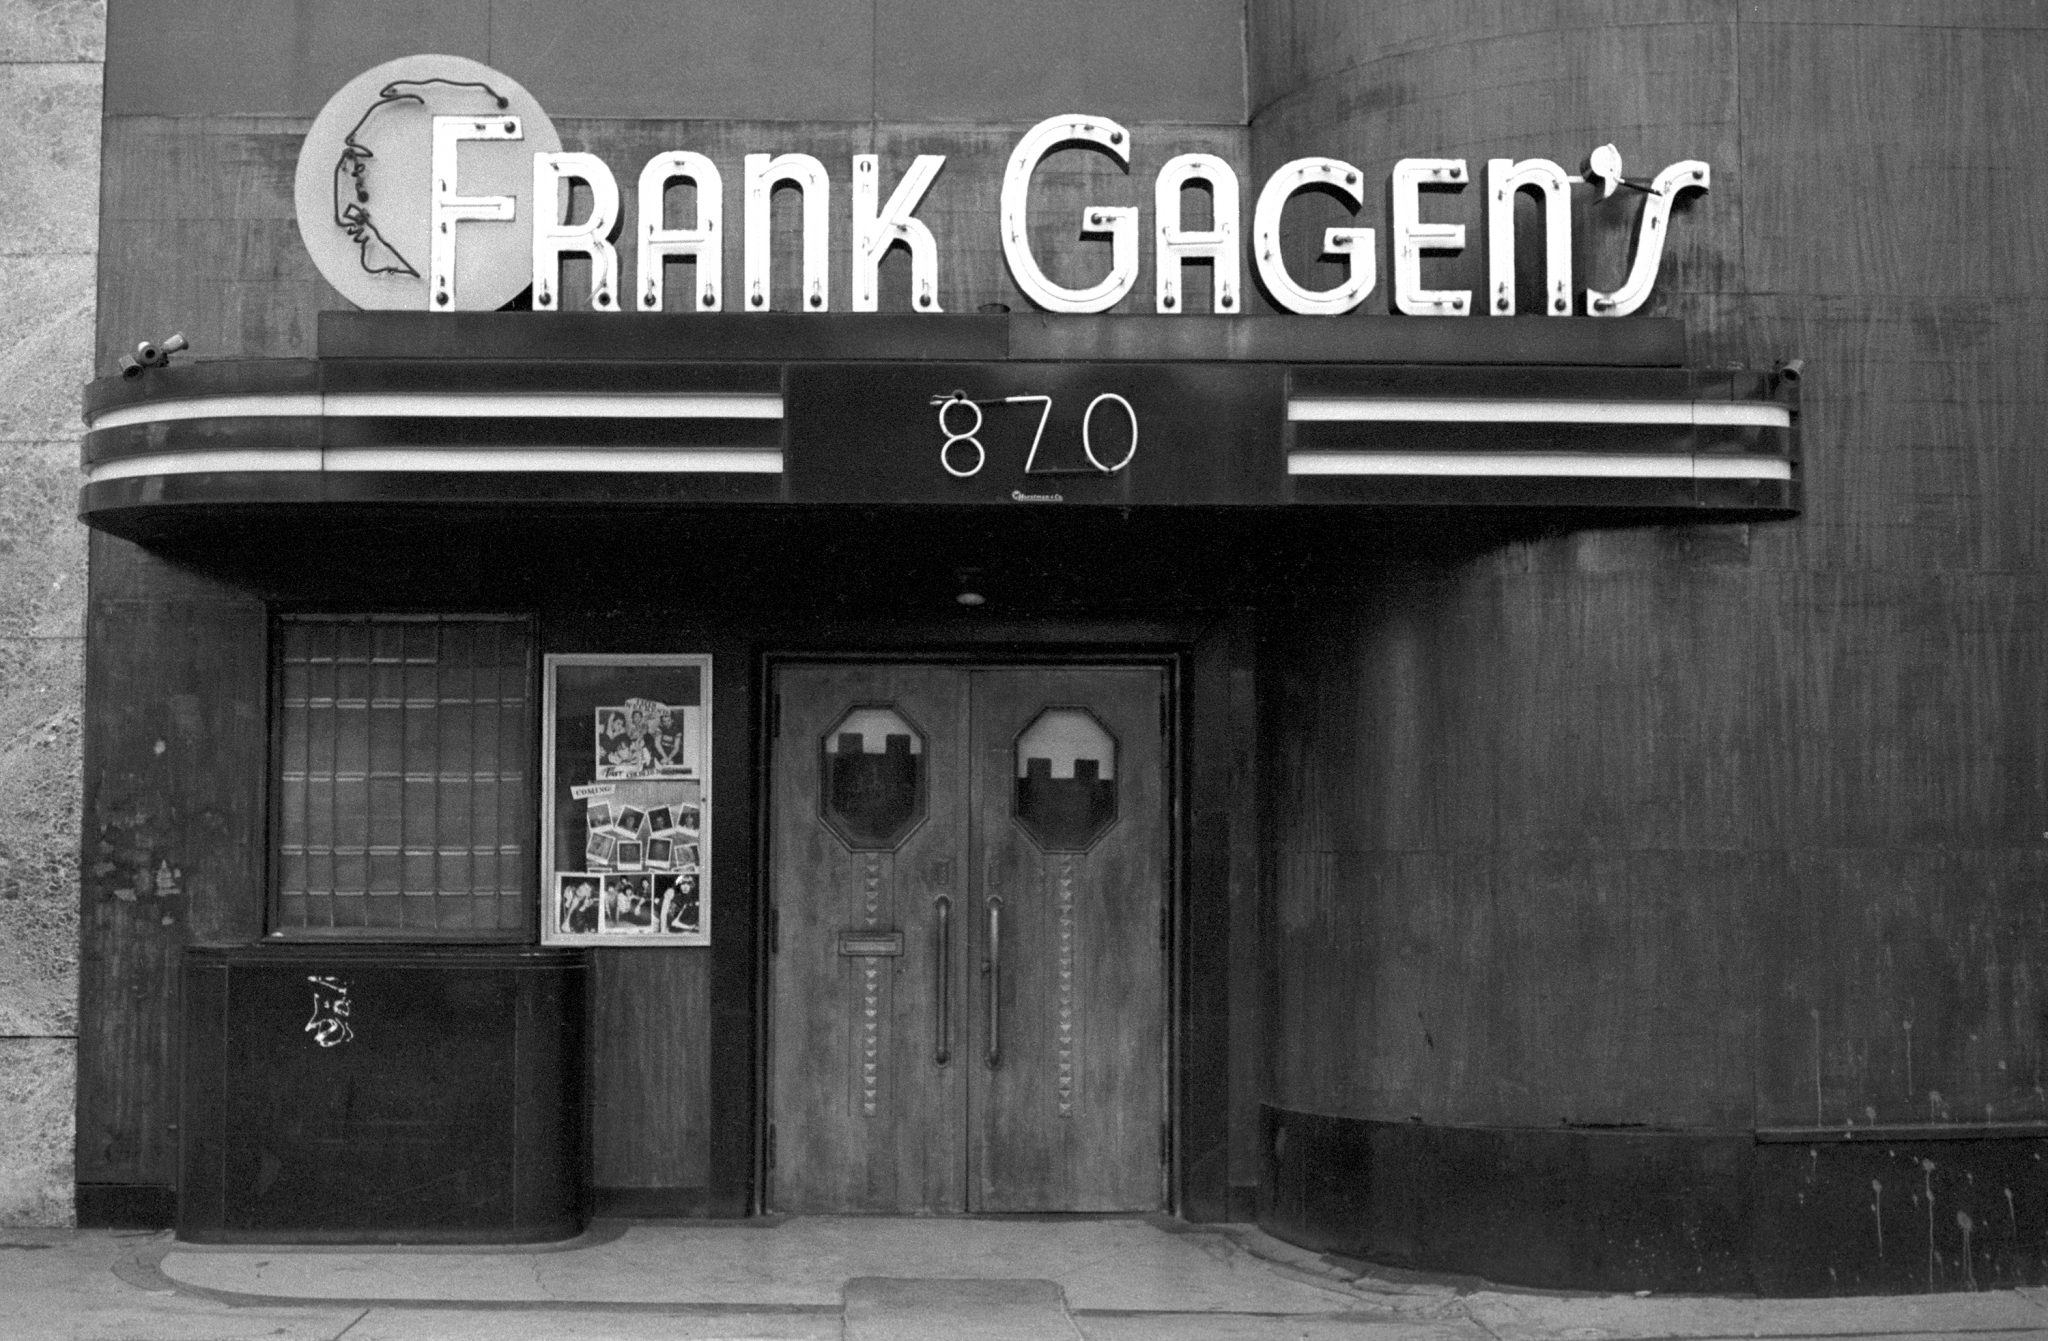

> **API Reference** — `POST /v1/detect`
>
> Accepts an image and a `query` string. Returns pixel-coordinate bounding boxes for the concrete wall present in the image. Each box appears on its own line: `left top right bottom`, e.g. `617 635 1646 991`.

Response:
0 0 102 1227
1250 0 2048 1292
95 0 1249 370
103 0 1245 123
1253 2 1759 1134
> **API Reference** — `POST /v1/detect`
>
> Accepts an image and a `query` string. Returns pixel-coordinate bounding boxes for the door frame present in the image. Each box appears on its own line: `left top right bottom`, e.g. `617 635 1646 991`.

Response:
756 650 1185 1216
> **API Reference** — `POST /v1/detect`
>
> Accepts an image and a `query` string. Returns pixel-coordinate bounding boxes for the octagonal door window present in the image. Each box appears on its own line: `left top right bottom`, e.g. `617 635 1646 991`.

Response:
820 706 926 850
1014 708 1118 851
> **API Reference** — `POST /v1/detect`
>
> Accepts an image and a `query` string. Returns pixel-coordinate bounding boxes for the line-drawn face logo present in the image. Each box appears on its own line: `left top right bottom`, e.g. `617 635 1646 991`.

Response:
334 77 509 280
295 54 561 311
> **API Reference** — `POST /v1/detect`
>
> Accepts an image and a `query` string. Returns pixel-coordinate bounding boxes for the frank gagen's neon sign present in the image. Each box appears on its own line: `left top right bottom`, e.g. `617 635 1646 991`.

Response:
297 56 1708 319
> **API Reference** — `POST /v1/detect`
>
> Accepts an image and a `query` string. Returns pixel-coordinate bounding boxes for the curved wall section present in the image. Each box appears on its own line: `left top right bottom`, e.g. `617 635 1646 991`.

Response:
1250 2 2048 1294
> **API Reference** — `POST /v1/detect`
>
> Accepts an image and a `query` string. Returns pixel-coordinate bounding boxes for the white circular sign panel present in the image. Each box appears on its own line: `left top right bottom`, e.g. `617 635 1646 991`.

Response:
294 54 561 312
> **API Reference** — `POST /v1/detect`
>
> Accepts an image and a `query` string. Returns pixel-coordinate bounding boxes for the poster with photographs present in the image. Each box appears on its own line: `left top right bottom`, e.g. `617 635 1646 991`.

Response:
542 654 710 946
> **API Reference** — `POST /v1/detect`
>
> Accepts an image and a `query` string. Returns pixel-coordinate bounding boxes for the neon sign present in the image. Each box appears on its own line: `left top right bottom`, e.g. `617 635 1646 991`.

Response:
297 56 1708 320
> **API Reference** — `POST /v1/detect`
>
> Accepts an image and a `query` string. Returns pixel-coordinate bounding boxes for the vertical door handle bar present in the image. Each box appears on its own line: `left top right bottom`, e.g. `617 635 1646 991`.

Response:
984 895 1004 1068
933 895 951 1066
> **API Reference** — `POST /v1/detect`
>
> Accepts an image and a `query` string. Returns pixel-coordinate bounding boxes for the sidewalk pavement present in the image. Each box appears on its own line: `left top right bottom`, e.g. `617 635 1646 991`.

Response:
1 1216 2045 1341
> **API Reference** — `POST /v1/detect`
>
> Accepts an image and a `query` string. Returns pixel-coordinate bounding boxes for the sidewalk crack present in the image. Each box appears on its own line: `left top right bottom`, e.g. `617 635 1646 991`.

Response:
1456 1296 1507 1341
529 1253 563 1301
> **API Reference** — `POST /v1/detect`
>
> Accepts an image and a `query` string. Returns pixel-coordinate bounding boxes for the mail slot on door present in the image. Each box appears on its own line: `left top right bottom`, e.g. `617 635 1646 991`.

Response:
838 930 905 956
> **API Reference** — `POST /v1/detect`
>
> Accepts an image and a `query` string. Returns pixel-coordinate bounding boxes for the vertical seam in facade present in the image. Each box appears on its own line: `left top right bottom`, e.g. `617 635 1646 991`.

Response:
1239 0 1251 127
1731 0 1757 1142
1732 7 1746 307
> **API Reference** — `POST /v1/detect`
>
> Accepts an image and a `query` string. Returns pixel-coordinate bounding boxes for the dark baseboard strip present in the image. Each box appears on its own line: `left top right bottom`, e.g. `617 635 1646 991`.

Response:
1756 1122 2048 1143
592 1186 715 1219
76 1183 177 1230
1259 1104 2048 1296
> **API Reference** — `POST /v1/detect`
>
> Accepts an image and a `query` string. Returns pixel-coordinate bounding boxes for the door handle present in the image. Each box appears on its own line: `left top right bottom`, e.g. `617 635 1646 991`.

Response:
984 895 1004 1069
933 895 951 1066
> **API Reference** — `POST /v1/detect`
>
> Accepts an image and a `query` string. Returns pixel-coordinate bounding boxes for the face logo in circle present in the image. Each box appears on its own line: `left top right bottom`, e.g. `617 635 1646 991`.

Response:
331 76 504 281
294 54 562 312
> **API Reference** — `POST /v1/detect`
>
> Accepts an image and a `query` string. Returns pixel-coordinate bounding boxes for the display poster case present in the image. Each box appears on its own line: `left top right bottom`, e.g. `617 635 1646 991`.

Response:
541 654 711 945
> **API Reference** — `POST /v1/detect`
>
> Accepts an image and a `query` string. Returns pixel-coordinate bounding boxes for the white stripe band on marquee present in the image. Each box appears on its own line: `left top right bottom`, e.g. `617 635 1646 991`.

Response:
1285 395 1793 479
88 448 784 484
1287 398 1792 428
1287 452 1793 480
87 390 786 432
84 389 788 483
90 449 326 482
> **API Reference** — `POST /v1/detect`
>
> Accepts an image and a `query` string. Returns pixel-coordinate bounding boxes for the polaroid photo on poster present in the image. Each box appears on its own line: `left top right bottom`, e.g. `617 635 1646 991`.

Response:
646 703 695 775
603 873 657 932
543 654 712 946
556 873 600 936
654 871 700 936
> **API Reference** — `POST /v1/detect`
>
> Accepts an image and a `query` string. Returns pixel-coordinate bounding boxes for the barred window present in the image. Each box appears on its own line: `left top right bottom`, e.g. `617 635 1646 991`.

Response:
273 615 533 938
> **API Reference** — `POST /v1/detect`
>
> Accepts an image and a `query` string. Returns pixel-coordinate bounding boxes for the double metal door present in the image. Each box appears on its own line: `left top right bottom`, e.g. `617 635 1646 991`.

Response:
767 663 1167 1213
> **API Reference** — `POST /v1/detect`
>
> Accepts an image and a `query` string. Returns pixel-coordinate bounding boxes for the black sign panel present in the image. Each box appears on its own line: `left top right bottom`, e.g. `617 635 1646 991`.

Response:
785 362 1287 506
179 946 584 1242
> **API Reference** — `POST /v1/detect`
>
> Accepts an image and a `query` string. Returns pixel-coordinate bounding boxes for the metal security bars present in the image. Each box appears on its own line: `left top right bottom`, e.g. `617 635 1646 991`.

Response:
273 614 533 938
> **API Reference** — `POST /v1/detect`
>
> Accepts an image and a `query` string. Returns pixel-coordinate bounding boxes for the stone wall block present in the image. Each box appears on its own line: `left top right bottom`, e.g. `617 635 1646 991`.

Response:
0 0 104 63
0 441 86 640
0 255 95 442
0 1038 75 1225
0 635 82 1038
0 62 101 256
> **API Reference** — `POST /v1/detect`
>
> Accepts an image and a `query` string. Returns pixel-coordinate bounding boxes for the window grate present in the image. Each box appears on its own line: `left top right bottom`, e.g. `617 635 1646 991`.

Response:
273 615 533 938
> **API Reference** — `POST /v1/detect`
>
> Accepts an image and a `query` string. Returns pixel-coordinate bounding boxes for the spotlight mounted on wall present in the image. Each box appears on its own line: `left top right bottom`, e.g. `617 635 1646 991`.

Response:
120 331 188 378
1776 357 1804 384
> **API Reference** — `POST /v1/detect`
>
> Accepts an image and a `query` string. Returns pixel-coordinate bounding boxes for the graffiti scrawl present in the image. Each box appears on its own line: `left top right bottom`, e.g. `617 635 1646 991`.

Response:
304 975 354 1047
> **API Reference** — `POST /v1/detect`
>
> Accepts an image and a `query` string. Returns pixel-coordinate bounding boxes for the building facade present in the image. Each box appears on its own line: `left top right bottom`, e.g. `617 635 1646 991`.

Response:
49 0 2048 1296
